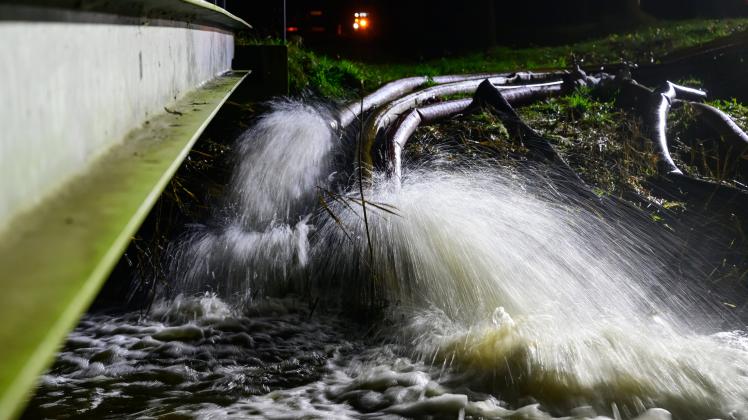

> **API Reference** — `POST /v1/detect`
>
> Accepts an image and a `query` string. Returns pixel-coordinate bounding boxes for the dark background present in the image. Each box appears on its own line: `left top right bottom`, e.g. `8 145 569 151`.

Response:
222 0 748 57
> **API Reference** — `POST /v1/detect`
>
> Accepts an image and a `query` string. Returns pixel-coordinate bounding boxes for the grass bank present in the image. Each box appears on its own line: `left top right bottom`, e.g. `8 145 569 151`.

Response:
266 18 748 98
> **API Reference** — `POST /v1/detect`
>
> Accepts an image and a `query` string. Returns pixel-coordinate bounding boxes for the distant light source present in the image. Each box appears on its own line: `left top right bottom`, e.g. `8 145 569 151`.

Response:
287 26 299 32
353 11 370 32
310 10 323 16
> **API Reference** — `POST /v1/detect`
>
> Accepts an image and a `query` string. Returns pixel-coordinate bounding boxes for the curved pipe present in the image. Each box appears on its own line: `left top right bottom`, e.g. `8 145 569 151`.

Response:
371 73 563 134
651 82 707 175
363 79 565 170
669 82 708 102
652 82 683 174
388 98 474 182
387 81 565 183
689 101 748 148
672 100 748 178
347 75 562 175
337 73 509 127
338 71 567 128
618 80 706 176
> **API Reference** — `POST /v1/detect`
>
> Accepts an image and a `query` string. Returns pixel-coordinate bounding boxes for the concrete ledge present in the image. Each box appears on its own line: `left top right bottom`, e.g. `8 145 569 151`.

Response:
0 71 248 420
0 0 251 31
0 4 243 233
0 3 251 416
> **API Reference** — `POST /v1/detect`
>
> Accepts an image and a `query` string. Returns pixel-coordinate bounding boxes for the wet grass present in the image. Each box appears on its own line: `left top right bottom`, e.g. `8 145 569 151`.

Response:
407 111 524 167
286 44 368 98
709 98 748 131
519 88 665 203
519 84 748 196
667 95 748 187
243 18 748 98
365 19 748 85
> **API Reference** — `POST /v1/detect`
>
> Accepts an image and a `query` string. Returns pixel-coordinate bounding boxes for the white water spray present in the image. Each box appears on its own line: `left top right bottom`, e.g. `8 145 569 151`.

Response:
167 100 748 418
230 100 337 227
171 100 337 299
313 165 748 417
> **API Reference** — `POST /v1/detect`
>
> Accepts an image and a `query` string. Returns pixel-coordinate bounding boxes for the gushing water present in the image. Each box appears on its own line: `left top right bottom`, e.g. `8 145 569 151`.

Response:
315 165 748 417
170 100 336 300
176 100 748 417
230 101 337 227
29 100 748 419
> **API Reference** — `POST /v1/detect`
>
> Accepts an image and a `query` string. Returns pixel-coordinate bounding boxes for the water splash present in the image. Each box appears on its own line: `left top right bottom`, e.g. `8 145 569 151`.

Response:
157 100 748 417
316 167 706 324
170 100 337 300
310 164 748 417
229 100 337 227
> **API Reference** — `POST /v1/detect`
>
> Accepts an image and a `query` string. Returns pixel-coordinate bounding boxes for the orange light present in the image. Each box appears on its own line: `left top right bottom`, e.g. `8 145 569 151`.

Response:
353 12 370 32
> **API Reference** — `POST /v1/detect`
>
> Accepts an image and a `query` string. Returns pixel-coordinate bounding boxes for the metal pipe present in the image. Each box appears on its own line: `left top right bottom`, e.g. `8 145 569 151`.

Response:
387 80 565 184
372 78 563 137
652 82 683 174
388 99 474 182
619 80 707 176
338 71 566 127
650 82 707 175
677 100 748 178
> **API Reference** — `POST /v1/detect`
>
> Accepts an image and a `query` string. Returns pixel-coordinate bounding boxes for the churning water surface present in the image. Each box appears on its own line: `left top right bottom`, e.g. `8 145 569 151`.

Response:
25 100 748 419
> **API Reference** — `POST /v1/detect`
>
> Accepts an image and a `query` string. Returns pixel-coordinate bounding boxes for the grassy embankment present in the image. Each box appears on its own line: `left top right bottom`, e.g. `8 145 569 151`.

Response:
277 18 748 98
269 18 748 199
110 18 748 309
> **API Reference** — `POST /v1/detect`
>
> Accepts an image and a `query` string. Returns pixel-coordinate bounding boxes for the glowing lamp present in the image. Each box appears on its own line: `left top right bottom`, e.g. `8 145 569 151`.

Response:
352 12 370 32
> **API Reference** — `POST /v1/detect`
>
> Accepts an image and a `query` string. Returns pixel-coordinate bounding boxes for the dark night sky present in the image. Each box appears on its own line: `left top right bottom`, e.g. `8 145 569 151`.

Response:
225 0 748 53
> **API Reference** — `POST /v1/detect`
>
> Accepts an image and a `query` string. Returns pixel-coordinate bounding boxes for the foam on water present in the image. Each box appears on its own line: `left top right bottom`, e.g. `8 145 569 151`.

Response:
171 100 748 417
29 100 748 418
310 165 748 417
29 294 717 419
25 295 364 419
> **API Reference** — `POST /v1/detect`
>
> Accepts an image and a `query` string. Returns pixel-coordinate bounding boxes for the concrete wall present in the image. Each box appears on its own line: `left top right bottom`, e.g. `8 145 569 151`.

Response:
0 12 236 231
